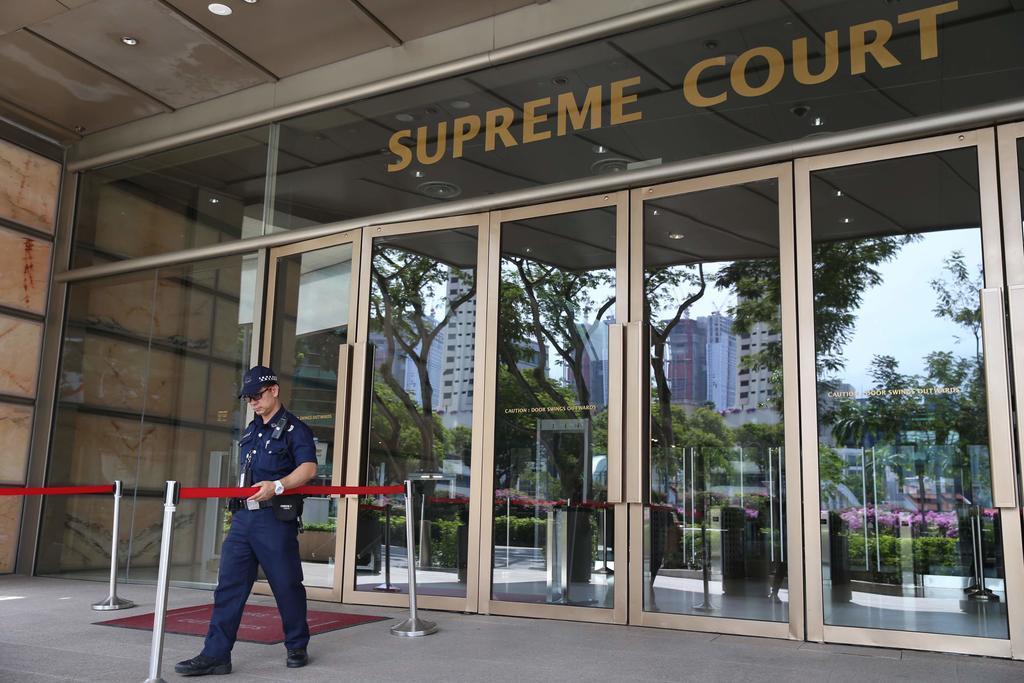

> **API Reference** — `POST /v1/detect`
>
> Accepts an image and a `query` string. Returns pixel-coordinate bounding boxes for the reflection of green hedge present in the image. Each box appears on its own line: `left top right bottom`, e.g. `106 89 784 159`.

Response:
846 534 960 581
303 521 336 533
432 519 462 567
494 515 546 546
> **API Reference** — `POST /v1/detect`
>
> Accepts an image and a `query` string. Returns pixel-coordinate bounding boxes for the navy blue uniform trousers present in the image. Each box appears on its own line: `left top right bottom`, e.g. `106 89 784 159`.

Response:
202 506 309 660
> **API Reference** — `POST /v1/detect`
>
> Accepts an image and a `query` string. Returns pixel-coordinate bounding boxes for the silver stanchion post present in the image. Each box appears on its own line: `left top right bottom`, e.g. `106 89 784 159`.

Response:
144 481 179 683
93 480 135 611
390 479 438 637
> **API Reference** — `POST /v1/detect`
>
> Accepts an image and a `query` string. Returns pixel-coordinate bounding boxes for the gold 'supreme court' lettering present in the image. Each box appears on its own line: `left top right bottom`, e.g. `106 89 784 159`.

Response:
387 1 957 171
388 77 643 172
683 1 958 107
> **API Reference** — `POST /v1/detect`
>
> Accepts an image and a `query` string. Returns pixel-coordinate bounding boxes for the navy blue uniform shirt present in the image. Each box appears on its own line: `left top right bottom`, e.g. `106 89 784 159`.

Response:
238 406 317 485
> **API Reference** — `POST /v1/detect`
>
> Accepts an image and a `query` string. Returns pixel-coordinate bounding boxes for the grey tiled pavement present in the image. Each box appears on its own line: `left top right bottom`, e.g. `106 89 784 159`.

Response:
0 575 1022 682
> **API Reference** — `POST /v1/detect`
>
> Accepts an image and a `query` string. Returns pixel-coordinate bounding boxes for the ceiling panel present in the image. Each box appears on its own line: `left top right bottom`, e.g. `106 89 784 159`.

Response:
0 29 167 134
360 0 536 43
0 0 67 36
165 0 396 78
33 0 272 109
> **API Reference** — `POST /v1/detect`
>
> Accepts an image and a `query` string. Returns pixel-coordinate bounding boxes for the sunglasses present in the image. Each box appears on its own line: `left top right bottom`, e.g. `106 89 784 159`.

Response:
242 387 270 403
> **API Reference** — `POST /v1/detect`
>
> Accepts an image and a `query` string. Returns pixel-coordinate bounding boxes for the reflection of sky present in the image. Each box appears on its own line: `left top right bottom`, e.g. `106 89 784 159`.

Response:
835 228 982 392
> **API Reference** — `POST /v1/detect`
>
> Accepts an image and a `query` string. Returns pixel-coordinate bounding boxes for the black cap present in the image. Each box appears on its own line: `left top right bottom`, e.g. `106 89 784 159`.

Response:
238 365 278 398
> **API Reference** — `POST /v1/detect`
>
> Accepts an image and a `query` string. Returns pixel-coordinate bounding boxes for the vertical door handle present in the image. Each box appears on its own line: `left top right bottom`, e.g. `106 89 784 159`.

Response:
625 321 648 504
1008 285 1024 503
344 342 372 485
607 324 624 503
332 343 354 483
980 288 1017 508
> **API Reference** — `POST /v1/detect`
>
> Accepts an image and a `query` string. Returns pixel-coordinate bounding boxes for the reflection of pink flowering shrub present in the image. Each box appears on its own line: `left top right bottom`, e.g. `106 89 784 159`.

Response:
744 507 759 520
839 506 959 538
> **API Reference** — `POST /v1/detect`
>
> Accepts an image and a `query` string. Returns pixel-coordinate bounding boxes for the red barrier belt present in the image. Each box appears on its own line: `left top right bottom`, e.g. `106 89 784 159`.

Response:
0 485 114 496
179 484 405 499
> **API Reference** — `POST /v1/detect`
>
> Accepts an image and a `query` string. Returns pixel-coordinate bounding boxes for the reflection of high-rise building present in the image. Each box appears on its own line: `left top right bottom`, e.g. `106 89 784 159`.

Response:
705 312 736 411
736 320 781 410
667 317 707 406
440 272 477 428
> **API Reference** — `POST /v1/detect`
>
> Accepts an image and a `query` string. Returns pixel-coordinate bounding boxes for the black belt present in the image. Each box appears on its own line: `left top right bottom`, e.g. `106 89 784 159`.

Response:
236 499 273 509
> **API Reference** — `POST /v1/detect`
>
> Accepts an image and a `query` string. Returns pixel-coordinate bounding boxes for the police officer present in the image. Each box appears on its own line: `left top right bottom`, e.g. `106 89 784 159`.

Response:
176 365 317 676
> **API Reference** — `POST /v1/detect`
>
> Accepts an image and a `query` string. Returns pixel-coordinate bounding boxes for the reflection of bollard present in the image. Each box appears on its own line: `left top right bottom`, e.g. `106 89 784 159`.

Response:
594 506 613 575
828 511 851 603
391 480 438 637
144 481 179 683
374 503 399 592
93 480 135 611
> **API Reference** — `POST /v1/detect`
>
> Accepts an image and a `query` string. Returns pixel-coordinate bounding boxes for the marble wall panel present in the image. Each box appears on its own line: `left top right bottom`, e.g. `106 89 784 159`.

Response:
76 334 149 413
0 226 51 314
77 273 156 338
144 349 208 422
0 402 32 484
0 496 23 572
150 276 213 350
87 183 194 259
0 314 41 397
0 138 60 234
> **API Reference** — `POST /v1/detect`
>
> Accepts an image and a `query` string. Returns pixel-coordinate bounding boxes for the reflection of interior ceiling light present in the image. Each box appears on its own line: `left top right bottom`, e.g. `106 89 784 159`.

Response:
593 145 608 154
812 116 825 127
652 209 659 216
668 232 685 240
120 36 138 46
395 113 415 122
450 100 471 110
417 181 462 199
835 190 844 197
411 170 426 178
841 217 852 224
209 197 221 204
207 3 232 16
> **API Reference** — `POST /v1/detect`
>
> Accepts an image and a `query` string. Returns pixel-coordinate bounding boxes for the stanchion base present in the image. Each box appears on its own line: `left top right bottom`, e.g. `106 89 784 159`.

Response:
143 678 167 682
390 617 439 637
92 595 136 611
967 589 999 602
593 567 614 575
373 584 401 593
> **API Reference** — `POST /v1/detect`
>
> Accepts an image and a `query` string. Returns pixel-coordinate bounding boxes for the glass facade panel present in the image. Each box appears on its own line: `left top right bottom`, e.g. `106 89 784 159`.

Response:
357 228 479 597
72 127 272 268
38 254 259 587
269 244 353 588
811 149 1009 638
272 2 1023 229
491 208 616 607
642 179 788 621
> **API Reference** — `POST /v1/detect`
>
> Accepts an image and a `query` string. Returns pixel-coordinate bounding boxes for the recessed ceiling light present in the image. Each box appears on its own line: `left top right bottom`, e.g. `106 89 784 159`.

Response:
242 0 258 3
207 3 232 16
209 197 221 204
73 125 86 134
668 232 685 240
704 40 719 50
841 217 852 224
652 209 660 216
411 170 426 178
450 100 471 110
593 145 608 154
395 113 415 123
551 76 569 86
524 247 532 253
812 116 825 127
835 190 844 198
418 181 461 199
120 36 138 46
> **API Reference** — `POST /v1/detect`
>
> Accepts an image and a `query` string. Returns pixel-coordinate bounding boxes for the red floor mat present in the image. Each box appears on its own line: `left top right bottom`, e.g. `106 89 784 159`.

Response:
95 604 388 644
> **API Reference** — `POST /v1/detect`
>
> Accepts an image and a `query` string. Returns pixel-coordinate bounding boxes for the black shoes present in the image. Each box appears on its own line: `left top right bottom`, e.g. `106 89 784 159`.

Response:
174 654 231 676
286 648 309 668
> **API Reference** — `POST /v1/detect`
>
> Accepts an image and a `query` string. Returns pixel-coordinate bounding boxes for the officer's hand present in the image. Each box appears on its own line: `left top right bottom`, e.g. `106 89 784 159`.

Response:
248 481 276 502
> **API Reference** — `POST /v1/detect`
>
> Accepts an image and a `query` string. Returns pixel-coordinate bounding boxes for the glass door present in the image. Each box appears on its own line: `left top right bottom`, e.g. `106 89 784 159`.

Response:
626 165 802 639
797 130 1024 657
479 193 628 624
342 215 490 613
258 230 362 602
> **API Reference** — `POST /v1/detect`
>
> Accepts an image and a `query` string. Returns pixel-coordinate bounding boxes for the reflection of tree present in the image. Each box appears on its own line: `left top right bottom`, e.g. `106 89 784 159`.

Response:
826 252 989 503
645 263 705 453
496 257 614 501
369 246 474 471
